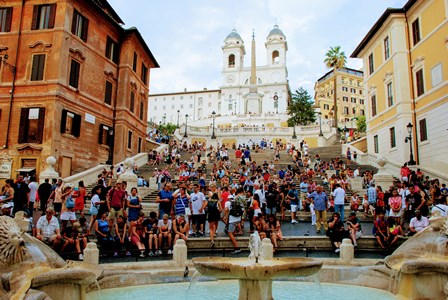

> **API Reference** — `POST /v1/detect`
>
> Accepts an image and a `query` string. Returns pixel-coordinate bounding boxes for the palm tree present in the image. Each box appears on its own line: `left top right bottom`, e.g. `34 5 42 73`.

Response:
324 46 347 131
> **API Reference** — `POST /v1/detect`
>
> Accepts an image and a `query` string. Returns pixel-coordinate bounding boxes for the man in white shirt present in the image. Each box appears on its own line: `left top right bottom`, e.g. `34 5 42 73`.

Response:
253 182 266 213
190 184 207 236
353 168 360 178
36 207 62 249
333 184 346 221
409 210 429 235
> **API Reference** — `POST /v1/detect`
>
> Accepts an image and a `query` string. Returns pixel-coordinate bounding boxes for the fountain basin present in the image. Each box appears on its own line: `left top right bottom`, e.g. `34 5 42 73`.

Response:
192 257 323 280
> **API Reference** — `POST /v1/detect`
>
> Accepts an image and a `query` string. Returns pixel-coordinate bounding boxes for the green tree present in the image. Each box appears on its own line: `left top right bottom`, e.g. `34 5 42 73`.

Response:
287 87 316 126
158 123 177 135
356 115 366 133
324 46 347 130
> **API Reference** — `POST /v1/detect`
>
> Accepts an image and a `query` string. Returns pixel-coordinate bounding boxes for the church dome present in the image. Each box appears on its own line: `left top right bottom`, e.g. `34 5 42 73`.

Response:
267 25 285 39
225 28 243 41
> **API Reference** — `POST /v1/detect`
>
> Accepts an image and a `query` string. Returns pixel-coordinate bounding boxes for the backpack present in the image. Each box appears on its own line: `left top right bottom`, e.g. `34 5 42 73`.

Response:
229 200 244 217
66 195 75 209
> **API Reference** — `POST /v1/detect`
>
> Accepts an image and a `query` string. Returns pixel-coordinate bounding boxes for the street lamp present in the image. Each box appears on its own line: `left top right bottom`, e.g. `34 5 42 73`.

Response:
106 129 114 165
2 54 17 149
292 117 297 139
211 111 216 139
273 94 278 114
184 114 189 138
318 111 323 136
177 110 180 128
405 122 416 165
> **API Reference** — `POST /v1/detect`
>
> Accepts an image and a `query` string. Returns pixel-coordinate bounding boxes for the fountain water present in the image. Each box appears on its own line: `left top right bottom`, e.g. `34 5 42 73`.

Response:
192 231 323 300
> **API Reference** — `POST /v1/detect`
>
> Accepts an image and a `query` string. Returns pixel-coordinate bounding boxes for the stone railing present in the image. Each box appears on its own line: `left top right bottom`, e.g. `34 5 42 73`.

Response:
63 143 169 187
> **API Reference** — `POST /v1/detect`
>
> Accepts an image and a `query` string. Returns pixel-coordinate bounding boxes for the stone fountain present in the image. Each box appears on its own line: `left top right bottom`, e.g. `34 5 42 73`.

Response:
384 212 448 300
192 231 322 300
0 214 100 300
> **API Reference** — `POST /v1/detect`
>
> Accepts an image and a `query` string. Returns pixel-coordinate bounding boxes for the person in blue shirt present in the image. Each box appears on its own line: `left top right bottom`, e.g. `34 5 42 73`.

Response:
307 185 329 233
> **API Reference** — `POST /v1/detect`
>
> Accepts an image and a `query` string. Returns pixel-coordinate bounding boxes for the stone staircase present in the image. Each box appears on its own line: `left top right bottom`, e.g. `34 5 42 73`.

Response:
82 145 376 222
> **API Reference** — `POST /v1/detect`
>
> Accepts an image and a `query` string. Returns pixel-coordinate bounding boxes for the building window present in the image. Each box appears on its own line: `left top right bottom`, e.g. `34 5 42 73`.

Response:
0 7 12 32
106 37 119 63
343 107 349 115
71 9 89 42
130 91 135 113
374 135 379 153
359 89 363 95
31 4 56 30
384 36 390 60
139 101 144 120
198 98 203 106
368 53 374 75
343 96 348 102
141 63 148 85
416 69 425 97
228 102 232 110
69 59 80 89
61 109 81 137
228 54 235 67
350 88 356 93
133 52 137 72
360 109 365 116
189 104 193 108
386 82 393 107
390 127 396 148
371 94 377 117
351 97 356 103
412 19 421 46
352 107 356 114
127 131 132 149
30 54 45 81
272 50 279 64
138 137 142 153
18 108 45 144
323 104 330 110
431 63 443 87
342 87 348 92
104 81 113 105
98 124 111 145
360 99 365 105
419 118 428 141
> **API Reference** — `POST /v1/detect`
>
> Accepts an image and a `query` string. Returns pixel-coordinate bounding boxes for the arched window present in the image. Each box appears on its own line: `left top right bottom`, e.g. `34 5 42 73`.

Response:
272 50 279 64
228 54 235 67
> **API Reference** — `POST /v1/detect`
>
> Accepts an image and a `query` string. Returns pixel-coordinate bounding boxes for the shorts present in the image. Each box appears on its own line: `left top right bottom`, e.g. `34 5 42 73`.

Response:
290 204 298 213
42 234 58 244
266 207 276 215
389 209 403 217
402 176 408 182
60 211 76 221
108 207 123 221
53 202 62 213
228 221 240 233
191 214 206 227
354 231 362 239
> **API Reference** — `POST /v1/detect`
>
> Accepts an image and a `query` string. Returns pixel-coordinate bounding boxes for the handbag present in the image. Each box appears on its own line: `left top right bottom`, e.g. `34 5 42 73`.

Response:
66 195 75 209
180 196 191 216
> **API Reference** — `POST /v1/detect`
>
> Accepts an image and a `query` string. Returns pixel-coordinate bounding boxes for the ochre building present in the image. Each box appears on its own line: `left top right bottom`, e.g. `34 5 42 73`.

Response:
351 0 448 172
0 0 159 179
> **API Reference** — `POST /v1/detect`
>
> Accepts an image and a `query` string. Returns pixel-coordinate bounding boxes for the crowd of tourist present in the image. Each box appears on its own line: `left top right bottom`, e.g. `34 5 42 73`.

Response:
1 138 446 260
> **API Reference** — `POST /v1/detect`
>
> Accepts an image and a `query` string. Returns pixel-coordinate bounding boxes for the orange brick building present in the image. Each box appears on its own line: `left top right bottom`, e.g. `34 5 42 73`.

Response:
0 0 158 178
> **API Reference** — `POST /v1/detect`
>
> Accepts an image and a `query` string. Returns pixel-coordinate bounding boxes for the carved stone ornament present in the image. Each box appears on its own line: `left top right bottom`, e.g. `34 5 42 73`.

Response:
0 216 28 265
15 144 43 156
383 71 393 82
368 85 377 94
130 80 137 90
29 41 52 53
412 56 425 70
104 70 116 80
69 48 86 61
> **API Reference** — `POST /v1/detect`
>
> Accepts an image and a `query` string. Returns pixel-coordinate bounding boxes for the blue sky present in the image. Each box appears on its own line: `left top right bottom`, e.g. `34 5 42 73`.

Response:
108 0 408 95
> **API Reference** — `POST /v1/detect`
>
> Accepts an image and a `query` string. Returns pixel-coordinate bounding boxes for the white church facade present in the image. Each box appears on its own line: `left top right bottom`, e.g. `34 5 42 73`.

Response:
148 25 291 125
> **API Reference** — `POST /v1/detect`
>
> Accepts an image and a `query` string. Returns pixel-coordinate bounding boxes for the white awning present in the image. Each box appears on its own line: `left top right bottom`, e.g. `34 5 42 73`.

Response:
15 168 35 173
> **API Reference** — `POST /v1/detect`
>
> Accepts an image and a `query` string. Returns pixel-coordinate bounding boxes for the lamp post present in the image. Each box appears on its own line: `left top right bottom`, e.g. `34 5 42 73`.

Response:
2 54 16 149
292 117 297 139
184 114 189 138
211 111 216 139
318 112 323 136
106 129 114 165
405 122 416 165
273 94 278 114
177 110 180 128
